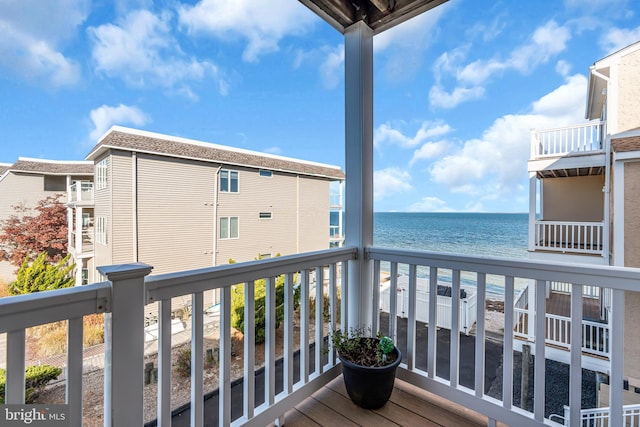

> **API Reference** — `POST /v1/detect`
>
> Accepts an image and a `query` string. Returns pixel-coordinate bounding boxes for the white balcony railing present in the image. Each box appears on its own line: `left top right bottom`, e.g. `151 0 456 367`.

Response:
550 281 601 298
70 229 94 253
1 247 638 426
534 220 604 255
68 182 94 204
555 403 640 426
531 121 603 158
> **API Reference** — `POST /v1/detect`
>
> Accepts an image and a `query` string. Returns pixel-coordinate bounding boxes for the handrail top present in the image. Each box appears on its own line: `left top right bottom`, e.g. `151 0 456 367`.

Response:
534 220 604 225
532 120 603 134
145 246 357 302
0 281 111 333
366 245 640 290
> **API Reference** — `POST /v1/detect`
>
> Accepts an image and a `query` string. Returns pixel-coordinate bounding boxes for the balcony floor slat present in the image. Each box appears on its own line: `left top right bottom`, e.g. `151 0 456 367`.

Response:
269 376 496 427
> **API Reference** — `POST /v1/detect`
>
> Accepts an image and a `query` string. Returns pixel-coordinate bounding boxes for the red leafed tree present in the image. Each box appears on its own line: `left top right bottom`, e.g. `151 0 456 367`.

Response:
0 195 69 268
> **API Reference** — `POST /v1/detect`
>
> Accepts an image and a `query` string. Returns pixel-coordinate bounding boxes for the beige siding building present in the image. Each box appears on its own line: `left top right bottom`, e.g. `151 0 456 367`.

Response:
527 41 640 406
83 127 344 285
0 158 93 282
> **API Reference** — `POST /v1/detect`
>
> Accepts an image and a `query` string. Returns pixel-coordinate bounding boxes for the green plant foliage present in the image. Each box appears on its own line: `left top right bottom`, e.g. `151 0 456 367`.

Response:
0 365 62 404
175 347 191 378
231 274 300 344
329 327 397 367
9 252 75 295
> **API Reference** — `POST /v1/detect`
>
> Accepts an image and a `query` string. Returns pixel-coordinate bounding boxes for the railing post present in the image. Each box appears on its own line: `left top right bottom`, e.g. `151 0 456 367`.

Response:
98 263 153 427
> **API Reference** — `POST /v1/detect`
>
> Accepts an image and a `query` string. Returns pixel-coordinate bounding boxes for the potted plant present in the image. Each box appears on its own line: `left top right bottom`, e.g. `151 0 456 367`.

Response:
330 327 401 409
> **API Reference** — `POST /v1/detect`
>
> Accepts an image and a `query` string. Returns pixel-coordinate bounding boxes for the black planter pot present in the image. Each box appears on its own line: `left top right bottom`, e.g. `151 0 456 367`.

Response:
338 346 402 409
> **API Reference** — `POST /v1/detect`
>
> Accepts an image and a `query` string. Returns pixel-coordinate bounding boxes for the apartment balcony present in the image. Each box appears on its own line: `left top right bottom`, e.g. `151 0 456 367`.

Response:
2 247 638 426
531 220 605 256
528 122 606 178
69 229 94 256
68 182 94 206
513 282 609 369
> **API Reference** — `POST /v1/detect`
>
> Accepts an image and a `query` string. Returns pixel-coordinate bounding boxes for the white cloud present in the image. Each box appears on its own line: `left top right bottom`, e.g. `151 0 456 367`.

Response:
374 168 412 201
556 60 572 77
429 85 485 109
89 104 150 142
0 0 86 87
408 197 452 212
600 26 640 54
374 3 451 53
373 4 451 81
429 74 587 196
263 146 283 155
410 140 450 166
457 21 571 86
375 121 452 148
89 10 228 96
430 20 571 109
178 0 317 63
319 44 344 89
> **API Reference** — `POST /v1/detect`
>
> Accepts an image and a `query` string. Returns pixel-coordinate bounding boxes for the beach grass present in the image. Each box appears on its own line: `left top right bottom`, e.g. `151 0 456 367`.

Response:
0 279 10 298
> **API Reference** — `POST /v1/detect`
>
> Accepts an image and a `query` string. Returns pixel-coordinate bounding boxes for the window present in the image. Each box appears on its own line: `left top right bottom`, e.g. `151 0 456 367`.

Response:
259 169 272 178
220 170 239 193
96 216 108 245
96 158 109 190
44 175 66 191
220 217 239 239
82 269 89 285
259 212 272 219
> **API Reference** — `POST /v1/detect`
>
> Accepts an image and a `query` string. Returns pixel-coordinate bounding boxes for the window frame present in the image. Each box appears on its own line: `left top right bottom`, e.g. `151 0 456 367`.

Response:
259 212 273 220
219 216 239 239
219 169 239 193
96 216 108 245
96 158 109 190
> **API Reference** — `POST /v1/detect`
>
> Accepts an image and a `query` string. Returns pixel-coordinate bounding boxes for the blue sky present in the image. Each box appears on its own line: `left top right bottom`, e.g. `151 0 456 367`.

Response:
1 0 639 212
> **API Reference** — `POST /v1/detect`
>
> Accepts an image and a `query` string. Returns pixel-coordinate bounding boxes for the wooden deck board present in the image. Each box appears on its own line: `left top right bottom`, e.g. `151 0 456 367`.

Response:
274 376 497 427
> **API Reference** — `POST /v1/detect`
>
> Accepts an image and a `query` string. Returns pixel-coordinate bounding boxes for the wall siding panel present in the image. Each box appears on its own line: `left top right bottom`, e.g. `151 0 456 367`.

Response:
215 168 329 265
137 154 215 275
110 151 134 265
92 153 113 272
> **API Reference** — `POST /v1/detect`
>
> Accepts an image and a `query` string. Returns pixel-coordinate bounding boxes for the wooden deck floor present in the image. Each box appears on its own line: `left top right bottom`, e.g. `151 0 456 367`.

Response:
270 376 501 427
546 292 601 320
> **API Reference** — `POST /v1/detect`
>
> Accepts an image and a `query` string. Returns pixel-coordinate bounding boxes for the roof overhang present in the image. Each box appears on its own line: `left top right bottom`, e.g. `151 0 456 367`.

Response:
298 0 448 34
586 65 608 121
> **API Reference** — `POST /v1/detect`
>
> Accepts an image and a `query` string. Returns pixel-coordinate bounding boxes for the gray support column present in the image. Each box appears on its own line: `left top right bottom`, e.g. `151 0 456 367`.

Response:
344 21 374 330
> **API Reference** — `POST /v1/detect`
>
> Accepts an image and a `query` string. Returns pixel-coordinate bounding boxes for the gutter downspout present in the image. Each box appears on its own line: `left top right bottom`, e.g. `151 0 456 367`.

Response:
212 166 221 305
213 166 221 267
132 152 138 262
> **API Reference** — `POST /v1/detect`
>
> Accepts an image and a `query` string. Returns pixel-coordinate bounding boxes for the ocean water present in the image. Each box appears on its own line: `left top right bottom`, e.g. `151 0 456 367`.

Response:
372 212 530 299
373 212 528 258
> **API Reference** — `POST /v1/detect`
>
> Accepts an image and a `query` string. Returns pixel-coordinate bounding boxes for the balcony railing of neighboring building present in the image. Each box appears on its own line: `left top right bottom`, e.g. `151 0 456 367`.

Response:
68 181 94 204
329 193 342 208
514 281 609 359
70 228 94 254
1 247 637 426
533 220 605 255
531 121 604 159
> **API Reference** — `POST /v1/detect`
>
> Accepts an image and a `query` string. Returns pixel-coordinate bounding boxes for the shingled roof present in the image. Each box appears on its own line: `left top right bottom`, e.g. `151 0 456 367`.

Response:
3 158 94 176
86 127 345 180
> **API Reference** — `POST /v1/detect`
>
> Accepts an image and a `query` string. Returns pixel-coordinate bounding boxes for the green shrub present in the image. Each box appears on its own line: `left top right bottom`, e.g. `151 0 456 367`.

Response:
175 347 191 378
0 364 62 404
231 274 300 344
310 290 341 323
9 252 74 295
